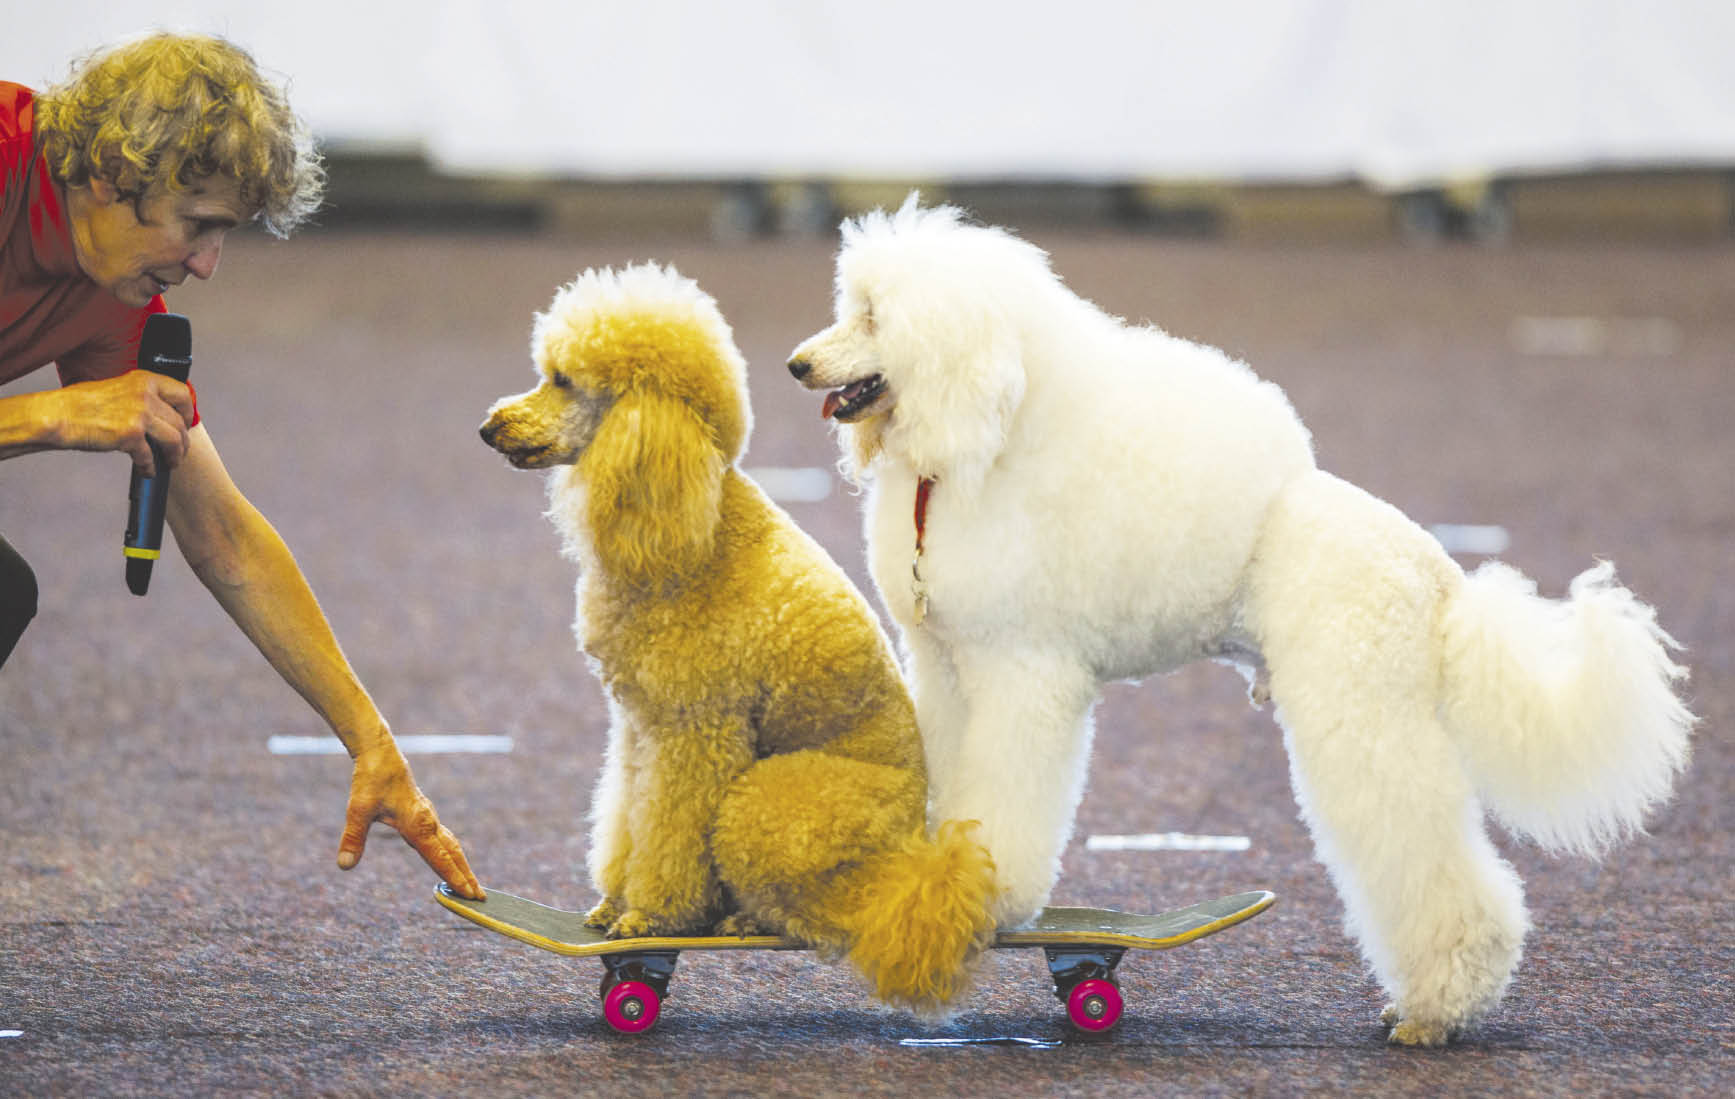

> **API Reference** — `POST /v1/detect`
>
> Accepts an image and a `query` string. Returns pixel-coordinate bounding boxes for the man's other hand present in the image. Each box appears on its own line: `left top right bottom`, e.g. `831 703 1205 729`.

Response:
52 372 195 475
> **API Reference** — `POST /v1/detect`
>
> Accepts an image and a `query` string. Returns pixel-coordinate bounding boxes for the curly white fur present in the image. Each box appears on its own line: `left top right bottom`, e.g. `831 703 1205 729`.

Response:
787 197 1694 1045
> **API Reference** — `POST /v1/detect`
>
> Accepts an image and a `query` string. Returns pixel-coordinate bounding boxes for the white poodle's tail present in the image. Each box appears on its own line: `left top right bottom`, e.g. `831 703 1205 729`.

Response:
1439 560 1693 855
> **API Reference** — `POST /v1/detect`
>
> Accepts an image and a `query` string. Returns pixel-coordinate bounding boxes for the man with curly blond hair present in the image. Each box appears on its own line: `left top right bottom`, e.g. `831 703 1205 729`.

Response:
0 32 483 901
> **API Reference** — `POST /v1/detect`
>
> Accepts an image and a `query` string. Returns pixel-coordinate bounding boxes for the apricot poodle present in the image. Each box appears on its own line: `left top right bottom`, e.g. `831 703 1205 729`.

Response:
481 262 997 1009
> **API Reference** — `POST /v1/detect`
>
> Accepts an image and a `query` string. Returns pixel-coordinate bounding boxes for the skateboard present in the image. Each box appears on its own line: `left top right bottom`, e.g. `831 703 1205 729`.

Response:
436 884 1274 1035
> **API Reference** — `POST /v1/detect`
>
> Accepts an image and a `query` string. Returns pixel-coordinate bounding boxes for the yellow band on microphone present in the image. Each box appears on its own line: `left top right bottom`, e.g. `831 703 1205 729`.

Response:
123 547 161 561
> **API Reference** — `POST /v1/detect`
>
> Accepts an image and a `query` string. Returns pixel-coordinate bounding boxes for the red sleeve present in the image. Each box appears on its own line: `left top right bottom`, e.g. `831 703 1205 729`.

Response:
52 296 164 381
56 297 200 428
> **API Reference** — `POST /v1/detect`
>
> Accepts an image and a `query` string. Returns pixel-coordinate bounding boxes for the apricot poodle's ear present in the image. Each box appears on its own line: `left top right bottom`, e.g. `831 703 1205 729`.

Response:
579 389 724 584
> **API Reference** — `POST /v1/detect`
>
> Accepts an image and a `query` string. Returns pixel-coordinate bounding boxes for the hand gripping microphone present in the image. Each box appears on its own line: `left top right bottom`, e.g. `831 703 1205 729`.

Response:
124 313 193 596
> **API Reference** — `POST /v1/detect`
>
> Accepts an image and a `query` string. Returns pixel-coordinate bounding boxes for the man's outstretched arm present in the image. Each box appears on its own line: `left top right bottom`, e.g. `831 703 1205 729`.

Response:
166 424 483 898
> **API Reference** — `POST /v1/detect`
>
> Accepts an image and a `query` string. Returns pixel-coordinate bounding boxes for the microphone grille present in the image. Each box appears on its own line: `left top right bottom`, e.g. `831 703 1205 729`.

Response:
139 313 192 381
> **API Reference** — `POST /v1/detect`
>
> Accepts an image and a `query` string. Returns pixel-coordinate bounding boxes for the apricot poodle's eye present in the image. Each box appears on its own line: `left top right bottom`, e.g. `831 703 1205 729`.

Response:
551 371 574 390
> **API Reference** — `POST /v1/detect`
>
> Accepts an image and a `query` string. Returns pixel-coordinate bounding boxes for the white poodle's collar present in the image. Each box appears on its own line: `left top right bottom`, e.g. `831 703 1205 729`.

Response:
912 476 936 623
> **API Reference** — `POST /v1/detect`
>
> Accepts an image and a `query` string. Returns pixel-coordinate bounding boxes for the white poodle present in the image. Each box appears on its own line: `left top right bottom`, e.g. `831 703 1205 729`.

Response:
786 197 1693 1045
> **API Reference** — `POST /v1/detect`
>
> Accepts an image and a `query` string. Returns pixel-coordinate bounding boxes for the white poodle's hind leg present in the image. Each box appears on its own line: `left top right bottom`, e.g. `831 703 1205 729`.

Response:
929 646 1101 927
1272 675 1529 1045
1249 468 1529 1042
1381 824 1528 1048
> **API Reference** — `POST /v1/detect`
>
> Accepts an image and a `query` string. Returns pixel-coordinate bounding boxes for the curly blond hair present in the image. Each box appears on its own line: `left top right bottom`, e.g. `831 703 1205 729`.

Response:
35 32 324 238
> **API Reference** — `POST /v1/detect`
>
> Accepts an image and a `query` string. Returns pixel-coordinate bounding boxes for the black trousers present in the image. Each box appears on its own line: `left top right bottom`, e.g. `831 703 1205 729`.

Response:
0 533 38 668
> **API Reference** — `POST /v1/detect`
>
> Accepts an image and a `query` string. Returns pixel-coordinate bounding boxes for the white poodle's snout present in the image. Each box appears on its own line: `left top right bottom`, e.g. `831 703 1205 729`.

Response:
786 323 846 388
788 316 890 424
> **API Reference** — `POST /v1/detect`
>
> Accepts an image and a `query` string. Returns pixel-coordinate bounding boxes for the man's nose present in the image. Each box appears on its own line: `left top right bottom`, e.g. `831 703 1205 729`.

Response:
186 235 224 281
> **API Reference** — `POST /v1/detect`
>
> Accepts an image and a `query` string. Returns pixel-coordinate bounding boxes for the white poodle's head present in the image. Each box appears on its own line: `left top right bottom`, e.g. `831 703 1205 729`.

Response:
788 196 1051 487
481 263 750 582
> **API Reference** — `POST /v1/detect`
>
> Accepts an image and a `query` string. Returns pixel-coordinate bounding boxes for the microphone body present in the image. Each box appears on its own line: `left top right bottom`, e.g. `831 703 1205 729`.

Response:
124 313 193 596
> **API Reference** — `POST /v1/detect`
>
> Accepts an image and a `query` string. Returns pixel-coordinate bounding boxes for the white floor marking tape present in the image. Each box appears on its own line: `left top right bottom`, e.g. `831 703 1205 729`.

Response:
1510 315 1681 358
1428 523 1511 556
268 735 513 756
1086 833 1252 853
1 1031 22 1039
744 466 833 503
901 1037 1063 1049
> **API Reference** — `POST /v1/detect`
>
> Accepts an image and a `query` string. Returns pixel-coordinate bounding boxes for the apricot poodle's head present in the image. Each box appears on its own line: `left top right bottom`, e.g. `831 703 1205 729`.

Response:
481 263 751 583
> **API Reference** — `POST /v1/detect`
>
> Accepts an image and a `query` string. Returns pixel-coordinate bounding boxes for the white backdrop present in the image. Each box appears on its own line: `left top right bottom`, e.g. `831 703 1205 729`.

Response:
7 1 1735 189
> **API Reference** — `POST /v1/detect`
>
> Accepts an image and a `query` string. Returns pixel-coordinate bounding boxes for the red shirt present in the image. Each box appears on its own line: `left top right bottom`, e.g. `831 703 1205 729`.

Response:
1 82 167 389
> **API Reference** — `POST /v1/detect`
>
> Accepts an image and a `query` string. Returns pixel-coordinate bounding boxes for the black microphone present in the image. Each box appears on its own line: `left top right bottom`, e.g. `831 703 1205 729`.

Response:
124 313 193 596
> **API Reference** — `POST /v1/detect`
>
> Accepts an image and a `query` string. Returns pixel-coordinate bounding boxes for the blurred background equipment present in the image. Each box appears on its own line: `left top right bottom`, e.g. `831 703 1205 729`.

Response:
8 1 1733 241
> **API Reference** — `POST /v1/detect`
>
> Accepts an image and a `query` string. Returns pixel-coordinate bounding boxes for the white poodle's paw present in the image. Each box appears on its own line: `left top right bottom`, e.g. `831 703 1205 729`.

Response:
1380 1003 1400 1027
1385 1012 1454 1048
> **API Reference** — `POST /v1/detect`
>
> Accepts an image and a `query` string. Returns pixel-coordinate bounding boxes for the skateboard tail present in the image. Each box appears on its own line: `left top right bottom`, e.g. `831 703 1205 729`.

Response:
842 819 998 1011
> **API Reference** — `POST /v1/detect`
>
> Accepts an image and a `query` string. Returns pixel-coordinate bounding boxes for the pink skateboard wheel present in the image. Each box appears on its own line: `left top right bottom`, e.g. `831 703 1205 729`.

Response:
602 979 661 1034
1065 978 1123 1033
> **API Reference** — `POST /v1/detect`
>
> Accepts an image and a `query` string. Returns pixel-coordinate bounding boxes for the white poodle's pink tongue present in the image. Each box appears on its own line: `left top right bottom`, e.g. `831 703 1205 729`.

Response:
823 378 879 419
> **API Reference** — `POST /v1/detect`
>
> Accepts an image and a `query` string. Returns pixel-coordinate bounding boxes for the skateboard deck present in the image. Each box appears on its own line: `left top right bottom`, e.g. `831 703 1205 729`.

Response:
436 884 1274 1034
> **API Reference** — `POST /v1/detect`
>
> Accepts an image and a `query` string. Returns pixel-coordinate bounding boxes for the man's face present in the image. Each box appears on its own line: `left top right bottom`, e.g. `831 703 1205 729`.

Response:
71 175 251 308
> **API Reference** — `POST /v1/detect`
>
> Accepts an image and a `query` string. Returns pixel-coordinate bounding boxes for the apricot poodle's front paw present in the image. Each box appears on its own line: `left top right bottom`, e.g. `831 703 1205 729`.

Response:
607 908 679 939
584 898 623 929
714 912 777 938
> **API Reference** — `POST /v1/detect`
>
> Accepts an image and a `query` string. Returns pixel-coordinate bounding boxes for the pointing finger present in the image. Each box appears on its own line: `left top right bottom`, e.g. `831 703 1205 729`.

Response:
336 802 371 871
400 811 484 900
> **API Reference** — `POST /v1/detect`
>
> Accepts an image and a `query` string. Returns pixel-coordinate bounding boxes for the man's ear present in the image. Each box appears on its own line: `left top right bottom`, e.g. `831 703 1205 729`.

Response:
85 176 122 206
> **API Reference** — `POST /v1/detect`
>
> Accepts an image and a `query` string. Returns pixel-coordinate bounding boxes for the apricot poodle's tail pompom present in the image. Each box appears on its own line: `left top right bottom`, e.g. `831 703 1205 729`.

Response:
844 820 999 1011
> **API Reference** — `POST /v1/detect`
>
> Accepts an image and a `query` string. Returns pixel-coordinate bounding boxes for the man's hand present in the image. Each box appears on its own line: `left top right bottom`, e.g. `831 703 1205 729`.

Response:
337 745 484 900
48 372 195 475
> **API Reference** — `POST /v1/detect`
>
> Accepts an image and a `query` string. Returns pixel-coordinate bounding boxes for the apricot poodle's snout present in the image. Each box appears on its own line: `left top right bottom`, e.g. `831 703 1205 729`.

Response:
478 408 521 458
477 399 555 469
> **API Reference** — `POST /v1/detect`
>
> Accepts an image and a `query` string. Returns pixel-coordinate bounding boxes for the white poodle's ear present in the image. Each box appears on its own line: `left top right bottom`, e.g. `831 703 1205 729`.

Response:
579 389 724 585
889 332 1025 491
